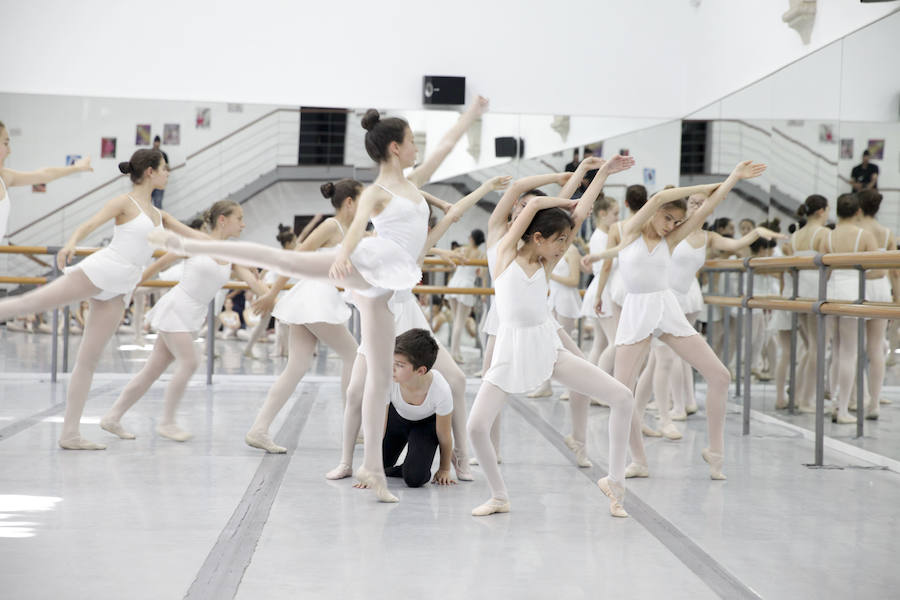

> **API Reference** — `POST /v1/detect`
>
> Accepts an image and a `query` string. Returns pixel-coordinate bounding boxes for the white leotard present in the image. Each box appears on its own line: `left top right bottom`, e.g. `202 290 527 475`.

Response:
147 256 232 332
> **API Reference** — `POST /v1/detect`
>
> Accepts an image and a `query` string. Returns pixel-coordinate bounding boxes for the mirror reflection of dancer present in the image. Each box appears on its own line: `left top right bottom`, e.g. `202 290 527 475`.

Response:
593 160 766 481
101 201 267 441
467 155 636 519
244 180 363 453
0 149 205 449
149 99 489 502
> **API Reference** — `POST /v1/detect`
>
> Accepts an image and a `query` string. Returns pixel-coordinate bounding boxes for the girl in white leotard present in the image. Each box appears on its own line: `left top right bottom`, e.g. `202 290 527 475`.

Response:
0 149 205 450
592 160 766 481
579 195 620 368
446 227 485 362
151 99 490 503
467 155 636 519
101 200 268 442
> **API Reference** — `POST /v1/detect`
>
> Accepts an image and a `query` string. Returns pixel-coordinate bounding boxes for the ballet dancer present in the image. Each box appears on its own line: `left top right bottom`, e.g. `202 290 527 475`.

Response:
101 200 268 441
326 175 511 482
856 189 895 418
782 195 829 413
467 154 636 518
825 194 878 424
446 228 485 363
244 179 362 454
595 160 766 480
0 120 92 240
0 149 205 449
580 195 619 369
150 98 490 502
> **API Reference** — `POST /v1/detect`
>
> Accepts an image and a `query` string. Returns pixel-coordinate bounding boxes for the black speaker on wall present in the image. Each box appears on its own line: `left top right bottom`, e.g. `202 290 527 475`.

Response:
423 76 466 105
495 137 524 158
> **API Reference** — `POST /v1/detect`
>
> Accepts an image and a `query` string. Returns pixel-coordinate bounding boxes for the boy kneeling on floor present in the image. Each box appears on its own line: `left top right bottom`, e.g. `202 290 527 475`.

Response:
384 328 456 487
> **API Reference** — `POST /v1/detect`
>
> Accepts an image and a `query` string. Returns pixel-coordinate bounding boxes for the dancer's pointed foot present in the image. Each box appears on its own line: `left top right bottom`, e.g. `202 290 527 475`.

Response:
58 436 106 450
147 229 186 254
563 434 592 468
660 423 682 440
100 418 136 440
641 424 662 437
325 463 353 480
451 449 474 481
797 404 817 414
702 448 727 480
157 423 191 442
559 390 570 401
624 462 649 478
597 476 628 518
471 497 510 517
355 467 398 503
526 381 553 398
685 403 699 415
245 431 286 453
670 409 688 421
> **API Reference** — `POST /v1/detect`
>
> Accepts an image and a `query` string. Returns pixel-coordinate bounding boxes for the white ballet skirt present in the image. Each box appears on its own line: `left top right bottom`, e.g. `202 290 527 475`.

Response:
447 264 479 307
792 228 826 299
66 197 163 304
146 255 231 332
548 254 582 319
669 236 707 315
826 228 864 303
351 185 428 297
273 247 351 325
673 278 705 314
482 245 500 337
866 277 892 303
484 261 565 394
615 236 698 346
0 175 10 241
580 229 613 319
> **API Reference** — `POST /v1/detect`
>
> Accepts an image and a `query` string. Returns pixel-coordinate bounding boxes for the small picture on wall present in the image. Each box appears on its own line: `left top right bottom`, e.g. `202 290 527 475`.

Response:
818 124 835 143
32 183 46 193
840 139 854 160
101 137 117 159
163 123 181 145
65 154 82 166
135 124 151 146
643 167 656 187
867 139 885 160
619 148 630 156
196 108 211 129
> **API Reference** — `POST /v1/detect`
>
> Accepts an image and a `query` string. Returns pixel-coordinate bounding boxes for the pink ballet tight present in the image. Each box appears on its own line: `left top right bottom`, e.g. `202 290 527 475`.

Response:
449 299 469 359
595 305 621 374
468 351 633 502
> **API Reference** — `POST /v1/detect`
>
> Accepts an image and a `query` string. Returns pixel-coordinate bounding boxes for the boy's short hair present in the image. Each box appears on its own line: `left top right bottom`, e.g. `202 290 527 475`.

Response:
394 328 439 372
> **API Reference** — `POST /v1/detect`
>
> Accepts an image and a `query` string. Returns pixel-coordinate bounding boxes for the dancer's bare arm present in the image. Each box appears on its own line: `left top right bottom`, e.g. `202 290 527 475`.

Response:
558 156 606 200
432 413 456 485
495 196 577 275
233 265 270 297
569 155 635 234
138 253 180 285
57 194 130 269
160 212 209 240
329 185 389 280
407 96 489 187
550 247 581 286
0 156 92 187
487 173 573 245
709 227 787 253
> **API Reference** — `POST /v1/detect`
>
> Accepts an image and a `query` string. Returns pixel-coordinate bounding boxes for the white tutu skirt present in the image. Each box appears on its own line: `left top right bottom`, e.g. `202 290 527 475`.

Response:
447 269 477 307
797 270 820 300
484 320 564 394
768 306 794 331
272 278 350 325
66 247 142 304
356 290 431 356
482 301 499 337
672 279 704 315
616 290 699 346
828 270 860 302
609 271 627 307
146 287 208 333
866 277 892 303
350 237 422 296
580 277 613 319
549 286 582 319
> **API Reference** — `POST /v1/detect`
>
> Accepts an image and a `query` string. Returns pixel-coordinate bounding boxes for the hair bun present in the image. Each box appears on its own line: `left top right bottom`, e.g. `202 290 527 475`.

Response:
320 181 336 199
361 109 381 131
118 161 133 175
796 204 808 217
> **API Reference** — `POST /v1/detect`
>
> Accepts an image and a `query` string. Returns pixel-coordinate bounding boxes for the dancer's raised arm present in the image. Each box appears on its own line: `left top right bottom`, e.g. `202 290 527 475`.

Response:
57 195 132 270
558 156 607 200
328 185 387 280
570 155 635 233
0 156 92 187
709 226 786 253
232 265 270 297
487 172 571 240
407 96 490 186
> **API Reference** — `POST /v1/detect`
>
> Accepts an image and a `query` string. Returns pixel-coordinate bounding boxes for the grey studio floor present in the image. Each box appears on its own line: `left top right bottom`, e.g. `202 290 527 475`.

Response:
2 327 900 600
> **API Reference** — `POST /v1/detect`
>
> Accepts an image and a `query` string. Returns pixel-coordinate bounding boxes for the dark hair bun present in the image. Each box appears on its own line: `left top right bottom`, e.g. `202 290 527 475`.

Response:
320 182 336 199
797 204 808 217
361 109 381 131
278 223 291 232
118 161 133 175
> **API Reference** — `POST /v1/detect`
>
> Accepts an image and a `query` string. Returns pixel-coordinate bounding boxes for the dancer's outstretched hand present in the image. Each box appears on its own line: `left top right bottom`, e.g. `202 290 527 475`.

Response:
733 160 767 180
329 249 353 280
601 154 636 175
74 156 93 172
487 175 512 191
57 244 76 271
432 469 457 485
756 227 788 241
555 172 574 187
594 295 604 316
252 292 277 315
580 254 596 272
581 156 606 170
469 95 490 117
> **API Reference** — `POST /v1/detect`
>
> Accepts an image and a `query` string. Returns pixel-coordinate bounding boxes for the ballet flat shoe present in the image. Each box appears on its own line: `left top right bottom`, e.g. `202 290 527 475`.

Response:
660 423 682 441
641 424 662 437
624 462 649 478
701 448 726 480
471 498 510 517
597 477 628 518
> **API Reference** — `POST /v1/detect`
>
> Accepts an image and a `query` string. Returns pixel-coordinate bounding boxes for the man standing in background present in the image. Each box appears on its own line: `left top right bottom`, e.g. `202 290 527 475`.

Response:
151 135 169 209
851 149 878 192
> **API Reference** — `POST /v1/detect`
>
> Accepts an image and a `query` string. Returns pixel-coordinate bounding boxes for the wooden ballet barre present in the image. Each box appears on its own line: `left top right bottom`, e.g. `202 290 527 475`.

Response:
412 285 494 296
0 276 52 285
819 302 900 319
703 258 745 271
422 257 488 267
744 298 817 313
821 250 900 269
700 295 743 308
0 245 168 258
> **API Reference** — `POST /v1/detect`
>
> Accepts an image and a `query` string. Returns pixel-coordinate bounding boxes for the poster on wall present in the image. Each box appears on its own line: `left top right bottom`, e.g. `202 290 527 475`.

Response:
196 108 211 129
867 139 885 160
101 137 117 159
135 124 151 146
163 123 180 145
65 154 82 166
32 183 46 193
840 139 854 160
643 167 656 187
818 124 835 143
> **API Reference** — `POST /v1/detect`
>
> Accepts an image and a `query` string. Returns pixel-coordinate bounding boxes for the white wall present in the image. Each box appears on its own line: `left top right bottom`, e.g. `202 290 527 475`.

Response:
3 1 895 120
0 93 281 238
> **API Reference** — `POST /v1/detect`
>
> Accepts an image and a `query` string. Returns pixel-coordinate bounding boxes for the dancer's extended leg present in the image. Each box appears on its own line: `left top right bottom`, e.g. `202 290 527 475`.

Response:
156 331 199 441
467 381 509 515
0 269 99 322
614 338 652 475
